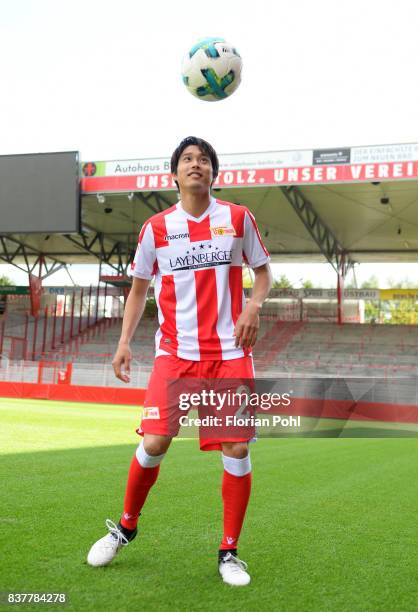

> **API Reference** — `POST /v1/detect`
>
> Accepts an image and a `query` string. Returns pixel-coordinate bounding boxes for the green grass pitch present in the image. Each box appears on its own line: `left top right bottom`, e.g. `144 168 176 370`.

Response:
0 397 417 611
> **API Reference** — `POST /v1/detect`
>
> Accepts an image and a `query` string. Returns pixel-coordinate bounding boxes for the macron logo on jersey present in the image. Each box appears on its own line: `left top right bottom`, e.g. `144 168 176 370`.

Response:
164 232 190 241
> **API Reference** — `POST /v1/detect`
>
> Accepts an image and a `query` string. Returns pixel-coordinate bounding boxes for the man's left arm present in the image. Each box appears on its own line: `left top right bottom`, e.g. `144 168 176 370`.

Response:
234 263 273 348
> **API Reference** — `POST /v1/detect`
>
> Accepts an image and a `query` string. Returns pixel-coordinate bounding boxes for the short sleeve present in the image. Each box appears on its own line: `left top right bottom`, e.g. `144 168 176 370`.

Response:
243 209 270 268
128 222 157 280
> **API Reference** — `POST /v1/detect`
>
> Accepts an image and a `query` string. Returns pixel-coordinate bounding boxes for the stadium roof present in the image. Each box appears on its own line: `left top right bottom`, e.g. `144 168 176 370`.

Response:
3 142 418 277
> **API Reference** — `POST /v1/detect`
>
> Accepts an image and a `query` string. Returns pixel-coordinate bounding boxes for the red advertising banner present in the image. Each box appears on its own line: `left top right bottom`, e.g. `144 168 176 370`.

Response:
81 160 418 193
29 274 42 317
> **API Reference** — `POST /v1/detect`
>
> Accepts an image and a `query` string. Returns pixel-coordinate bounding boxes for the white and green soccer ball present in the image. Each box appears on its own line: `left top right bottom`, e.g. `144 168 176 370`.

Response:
181 38 242 102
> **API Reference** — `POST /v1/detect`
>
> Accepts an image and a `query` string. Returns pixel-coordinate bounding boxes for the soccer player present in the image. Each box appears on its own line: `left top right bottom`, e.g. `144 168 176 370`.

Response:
87 136 272 586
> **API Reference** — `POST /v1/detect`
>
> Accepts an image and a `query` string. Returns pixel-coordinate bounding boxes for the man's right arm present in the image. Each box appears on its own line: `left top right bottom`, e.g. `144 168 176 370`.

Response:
112 277 151 383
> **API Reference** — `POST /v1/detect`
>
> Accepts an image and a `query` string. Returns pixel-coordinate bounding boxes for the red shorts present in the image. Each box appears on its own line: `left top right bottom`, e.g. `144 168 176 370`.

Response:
137 354 255 451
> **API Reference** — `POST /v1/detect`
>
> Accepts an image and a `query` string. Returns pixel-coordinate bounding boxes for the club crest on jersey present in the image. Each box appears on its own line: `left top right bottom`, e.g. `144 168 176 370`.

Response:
142 406 160 420
210 225 236 237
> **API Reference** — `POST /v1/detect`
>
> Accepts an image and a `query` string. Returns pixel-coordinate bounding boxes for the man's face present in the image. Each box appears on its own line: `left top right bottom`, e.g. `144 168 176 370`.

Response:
173 145 213 193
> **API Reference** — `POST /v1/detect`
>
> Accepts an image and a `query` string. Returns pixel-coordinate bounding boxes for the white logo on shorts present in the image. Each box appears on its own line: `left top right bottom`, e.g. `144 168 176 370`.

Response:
142 406 160 419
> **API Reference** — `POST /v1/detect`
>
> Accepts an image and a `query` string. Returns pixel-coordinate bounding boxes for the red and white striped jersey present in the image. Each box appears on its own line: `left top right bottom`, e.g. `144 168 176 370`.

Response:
129 197 270 361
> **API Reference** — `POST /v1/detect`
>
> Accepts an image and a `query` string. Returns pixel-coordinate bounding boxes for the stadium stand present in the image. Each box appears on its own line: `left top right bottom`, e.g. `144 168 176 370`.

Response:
255 320 418 378
2 291 418 389
4 314 413 385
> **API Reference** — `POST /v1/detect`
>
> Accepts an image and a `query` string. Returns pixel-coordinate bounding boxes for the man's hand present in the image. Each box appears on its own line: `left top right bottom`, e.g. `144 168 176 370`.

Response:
234 263 272 348
112 342 132 383
233 301 261 348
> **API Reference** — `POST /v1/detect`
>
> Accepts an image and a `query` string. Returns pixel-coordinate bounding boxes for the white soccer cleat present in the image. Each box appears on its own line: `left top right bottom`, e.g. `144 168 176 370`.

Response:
219 552 251 586
87 519 132 567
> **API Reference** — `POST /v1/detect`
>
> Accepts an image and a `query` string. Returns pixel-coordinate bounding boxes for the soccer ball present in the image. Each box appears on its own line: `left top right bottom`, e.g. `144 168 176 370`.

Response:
181 38 242 102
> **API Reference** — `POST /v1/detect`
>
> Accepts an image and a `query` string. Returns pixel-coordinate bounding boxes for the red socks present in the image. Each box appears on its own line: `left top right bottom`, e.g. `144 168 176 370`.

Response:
120 450 162 530
220 455 252 551
119 445 252 548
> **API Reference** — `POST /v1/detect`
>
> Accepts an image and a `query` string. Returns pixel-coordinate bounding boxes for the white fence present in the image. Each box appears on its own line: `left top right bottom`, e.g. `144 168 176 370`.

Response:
0 356 152 388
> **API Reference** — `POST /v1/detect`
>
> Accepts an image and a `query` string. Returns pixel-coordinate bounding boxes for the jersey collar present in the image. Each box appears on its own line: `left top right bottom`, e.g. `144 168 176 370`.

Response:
176 196 216 222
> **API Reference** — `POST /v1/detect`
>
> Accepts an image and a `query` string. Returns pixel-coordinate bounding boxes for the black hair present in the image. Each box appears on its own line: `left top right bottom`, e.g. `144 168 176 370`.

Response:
170 136 219 188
